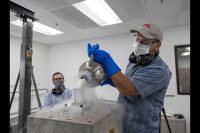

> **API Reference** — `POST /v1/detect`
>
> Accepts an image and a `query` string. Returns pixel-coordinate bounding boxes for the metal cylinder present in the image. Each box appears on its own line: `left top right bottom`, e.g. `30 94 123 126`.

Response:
78 55 106 87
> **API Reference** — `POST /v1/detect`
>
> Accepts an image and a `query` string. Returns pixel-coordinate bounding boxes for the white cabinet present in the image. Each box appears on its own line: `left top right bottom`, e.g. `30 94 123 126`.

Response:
160 115 186 133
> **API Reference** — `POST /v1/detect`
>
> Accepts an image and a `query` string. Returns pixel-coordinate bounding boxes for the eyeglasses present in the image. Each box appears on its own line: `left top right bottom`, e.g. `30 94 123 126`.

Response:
53 78 63 80
134 34 158 45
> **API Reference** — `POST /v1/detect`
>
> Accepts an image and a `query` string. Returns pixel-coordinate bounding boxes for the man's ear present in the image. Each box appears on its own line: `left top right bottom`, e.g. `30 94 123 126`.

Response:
156 42 161 51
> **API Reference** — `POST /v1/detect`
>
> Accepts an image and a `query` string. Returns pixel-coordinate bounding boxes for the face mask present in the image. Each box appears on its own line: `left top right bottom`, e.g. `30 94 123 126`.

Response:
132 40 150 56
53 80 64 88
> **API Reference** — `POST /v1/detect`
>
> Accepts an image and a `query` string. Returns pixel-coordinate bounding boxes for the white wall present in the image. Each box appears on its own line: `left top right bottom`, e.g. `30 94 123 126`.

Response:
49 25 190 133
161 25 190 133
10 36 49 114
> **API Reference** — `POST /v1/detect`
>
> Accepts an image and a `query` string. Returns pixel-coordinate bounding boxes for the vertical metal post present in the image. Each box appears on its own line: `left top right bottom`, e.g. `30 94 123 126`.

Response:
30 66 42 108
10 70 20 110
18 18 33 133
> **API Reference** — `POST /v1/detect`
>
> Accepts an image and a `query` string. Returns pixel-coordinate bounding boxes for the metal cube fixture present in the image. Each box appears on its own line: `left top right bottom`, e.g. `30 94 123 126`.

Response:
27 100 123 133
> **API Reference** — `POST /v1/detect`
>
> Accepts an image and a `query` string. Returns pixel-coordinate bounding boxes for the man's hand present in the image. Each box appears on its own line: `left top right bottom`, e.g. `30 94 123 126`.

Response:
87 43 121 78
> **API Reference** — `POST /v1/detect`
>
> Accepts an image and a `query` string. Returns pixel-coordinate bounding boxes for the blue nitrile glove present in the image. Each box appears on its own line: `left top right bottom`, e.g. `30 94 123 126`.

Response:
101 78 115 87
87 43 121 78
88 43 99 57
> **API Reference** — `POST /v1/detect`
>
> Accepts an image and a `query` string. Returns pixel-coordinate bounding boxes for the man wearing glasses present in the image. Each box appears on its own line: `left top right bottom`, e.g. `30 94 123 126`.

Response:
87 23 172 133
43 72 72 107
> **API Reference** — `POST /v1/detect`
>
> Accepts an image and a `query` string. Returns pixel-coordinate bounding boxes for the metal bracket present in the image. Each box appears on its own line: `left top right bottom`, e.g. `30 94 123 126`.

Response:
10 1 37 21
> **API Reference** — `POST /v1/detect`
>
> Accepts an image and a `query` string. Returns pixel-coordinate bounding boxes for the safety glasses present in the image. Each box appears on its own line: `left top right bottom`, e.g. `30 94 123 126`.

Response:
134 34 158 46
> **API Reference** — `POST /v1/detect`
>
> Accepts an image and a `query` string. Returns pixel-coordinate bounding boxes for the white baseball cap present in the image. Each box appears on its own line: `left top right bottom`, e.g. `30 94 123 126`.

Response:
130 23 163 43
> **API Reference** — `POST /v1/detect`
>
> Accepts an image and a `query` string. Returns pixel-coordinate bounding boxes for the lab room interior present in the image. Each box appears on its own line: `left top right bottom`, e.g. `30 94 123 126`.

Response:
10 0 190 133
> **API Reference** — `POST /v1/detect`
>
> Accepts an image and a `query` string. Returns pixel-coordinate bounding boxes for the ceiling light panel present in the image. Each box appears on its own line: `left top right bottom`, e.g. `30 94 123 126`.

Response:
73 0 122 26
10 19 63 35
10 24 48 39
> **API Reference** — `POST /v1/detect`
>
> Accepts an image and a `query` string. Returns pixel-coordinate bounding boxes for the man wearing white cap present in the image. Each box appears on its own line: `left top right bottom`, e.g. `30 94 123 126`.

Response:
87 23 172 133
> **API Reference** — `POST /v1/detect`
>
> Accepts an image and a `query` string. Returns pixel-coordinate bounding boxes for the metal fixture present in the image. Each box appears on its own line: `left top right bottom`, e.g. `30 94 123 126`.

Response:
78 55 106 87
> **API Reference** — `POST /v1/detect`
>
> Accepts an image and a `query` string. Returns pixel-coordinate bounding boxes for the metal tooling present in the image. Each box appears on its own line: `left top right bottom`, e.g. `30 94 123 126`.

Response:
27 100 124 133
10 1 40 133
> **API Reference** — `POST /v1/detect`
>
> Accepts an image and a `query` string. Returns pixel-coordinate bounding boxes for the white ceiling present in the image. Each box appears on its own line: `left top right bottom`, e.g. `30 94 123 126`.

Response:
10 0 190 45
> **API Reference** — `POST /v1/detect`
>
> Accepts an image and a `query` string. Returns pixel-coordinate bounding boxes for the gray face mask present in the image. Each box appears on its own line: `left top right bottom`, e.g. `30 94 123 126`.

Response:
53 80 64 88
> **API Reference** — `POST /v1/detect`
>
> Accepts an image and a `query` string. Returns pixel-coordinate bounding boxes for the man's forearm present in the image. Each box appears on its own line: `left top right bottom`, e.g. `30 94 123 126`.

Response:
111 72 140 96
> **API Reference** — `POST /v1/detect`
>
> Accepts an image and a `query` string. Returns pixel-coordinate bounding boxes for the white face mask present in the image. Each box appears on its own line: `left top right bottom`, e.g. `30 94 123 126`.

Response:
132 40 150 56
